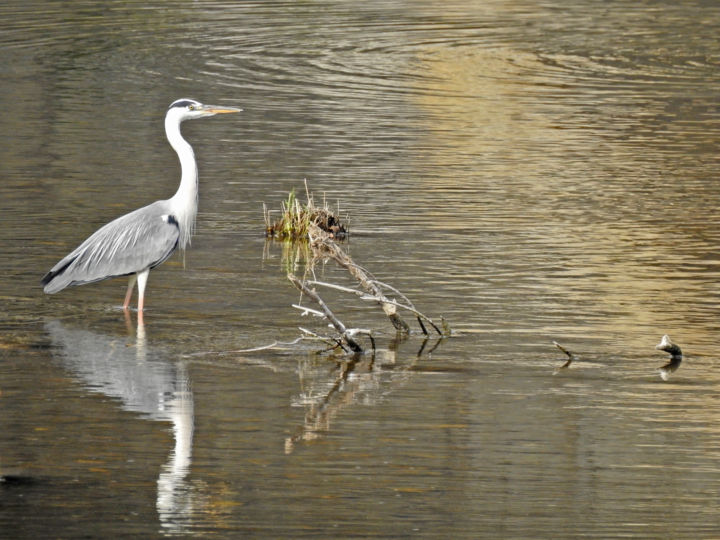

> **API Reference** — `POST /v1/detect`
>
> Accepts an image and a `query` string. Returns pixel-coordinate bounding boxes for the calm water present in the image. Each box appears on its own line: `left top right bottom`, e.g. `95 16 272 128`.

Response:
1 1 720 537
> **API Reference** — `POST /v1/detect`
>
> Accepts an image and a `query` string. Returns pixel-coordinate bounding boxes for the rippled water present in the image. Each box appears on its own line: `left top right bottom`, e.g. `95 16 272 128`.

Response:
1 1 720 538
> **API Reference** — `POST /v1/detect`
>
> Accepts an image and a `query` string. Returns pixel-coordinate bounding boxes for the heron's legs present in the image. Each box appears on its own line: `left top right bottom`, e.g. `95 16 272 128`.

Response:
136 268 150 313
123 274 137 309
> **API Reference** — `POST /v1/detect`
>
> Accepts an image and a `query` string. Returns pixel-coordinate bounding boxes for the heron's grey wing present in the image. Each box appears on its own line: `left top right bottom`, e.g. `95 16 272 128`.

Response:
42 203 179 293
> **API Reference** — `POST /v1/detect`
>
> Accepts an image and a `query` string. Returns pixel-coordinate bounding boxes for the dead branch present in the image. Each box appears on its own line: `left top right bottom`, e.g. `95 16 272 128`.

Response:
185 337 308 357
298 327 348 353
292 304 326 318
308 224 411 334
306 279 445 336
288 273 364 353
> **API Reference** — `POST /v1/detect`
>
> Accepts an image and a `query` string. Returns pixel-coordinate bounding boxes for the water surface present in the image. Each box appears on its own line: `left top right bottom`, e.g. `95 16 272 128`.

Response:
1 1 719 537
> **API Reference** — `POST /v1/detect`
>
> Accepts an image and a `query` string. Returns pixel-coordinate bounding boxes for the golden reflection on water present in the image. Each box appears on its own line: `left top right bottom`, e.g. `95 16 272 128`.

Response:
410 43 720 353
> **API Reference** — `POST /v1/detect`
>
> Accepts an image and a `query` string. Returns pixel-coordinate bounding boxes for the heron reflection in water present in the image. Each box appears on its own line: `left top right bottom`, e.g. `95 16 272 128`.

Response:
42 99 241 324
45 320 199 534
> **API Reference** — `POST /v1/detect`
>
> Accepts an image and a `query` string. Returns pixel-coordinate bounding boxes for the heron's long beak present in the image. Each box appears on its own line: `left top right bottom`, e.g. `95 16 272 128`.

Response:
203 105 243 114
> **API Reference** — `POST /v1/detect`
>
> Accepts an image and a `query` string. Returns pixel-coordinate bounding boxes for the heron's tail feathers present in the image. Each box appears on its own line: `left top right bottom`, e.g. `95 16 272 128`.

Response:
41 255 78 294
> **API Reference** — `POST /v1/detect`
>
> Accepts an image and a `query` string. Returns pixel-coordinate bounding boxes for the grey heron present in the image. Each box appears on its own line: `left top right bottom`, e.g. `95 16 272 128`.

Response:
41 98 241 322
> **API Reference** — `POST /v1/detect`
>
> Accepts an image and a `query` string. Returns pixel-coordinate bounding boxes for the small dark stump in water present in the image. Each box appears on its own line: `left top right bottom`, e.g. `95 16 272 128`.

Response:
655 334 682 381
0 473 37 487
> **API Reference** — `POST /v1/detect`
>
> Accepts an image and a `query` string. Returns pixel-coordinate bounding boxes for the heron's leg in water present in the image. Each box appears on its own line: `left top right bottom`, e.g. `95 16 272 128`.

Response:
136 268 150 312
135 269 150 326
123 274 137 309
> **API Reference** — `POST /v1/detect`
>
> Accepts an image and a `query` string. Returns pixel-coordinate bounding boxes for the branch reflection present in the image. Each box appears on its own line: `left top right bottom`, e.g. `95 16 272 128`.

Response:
285 336 443 454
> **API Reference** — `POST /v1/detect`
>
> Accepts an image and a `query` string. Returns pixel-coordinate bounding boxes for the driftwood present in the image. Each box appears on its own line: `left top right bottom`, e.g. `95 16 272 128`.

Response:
307 225 410 333
306 223 445 336
286 223 448 355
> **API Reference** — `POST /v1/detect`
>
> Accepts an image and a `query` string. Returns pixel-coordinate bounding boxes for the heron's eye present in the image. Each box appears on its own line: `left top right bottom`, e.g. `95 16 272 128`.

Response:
188 104 195 110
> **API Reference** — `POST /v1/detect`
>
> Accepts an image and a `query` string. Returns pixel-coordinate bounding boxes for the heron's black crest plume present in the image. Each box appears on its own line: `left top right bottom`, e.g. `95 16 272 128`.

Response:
169 99 200 109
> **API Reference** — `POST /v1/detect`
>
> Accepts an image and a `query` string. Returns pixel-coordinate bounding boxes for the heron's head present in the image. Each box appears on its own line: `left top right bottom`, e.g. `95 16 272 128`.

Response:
167 98 242 122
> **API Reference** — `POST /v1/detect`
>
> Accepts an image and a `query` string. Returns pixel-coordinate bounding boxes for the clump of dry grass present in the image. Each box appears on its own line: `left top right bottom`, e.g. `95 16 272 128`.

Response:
264 181 348 240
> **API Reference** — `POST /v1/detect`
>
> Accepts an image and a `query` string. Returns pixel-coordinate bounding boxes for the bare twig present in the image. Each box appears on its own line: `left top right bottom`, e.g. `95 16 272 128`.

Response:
304 280 359 295
346 328 376 352
292 304 326 318
361 295 444 336
184 337 308 357
306 279 444 336
417 317 428 335
298 327 348 352
288 273 363 353
553 341 575 373
371 279 417 310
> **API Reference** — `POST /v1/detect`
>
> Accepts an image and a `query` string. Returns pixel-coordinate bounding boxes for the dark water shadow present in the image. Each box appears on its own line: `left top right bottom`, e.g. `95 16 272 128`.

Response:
43 319 199 535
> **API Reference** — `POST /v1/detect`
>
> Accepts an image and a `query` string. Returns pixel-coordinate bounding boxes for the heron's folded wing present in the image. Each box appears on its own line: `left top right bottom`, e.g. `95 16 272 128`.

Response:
42 205 179 293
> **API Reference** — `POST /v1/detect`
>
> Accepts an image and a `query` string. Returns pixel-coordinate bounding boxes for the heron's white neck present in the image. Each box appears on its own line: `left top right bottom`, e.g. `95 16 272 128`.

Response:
166 114 198 250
